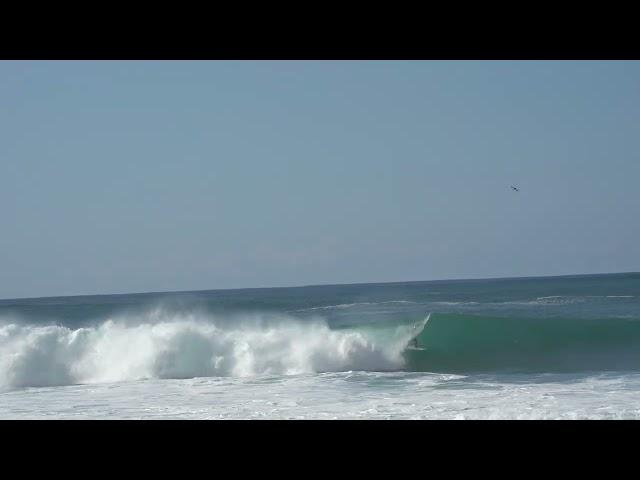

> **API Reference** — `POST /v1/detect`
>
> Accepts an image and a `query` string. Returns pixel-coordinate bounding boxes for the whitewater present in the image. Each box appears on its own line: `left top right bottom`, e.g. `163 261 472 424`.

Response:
1 272 640 419
0 313 410 390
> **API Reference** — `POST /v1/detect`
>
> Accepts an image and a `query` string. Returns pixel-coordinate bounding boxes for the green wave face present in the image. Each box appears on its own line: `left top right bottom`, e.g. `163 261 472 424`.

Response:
402 313 640 374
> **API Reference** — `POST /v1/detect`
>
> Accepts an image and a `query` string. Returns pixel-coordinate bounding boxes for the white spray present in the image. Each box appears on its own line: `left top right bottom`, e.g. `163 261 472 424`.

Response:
0 311 419 390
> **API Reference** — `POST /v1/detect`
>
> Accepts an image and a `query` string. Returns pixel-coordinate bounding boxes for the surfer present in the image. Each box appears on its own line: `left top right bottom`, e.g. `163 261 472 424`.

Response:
411 322 421 348
511 185 519 192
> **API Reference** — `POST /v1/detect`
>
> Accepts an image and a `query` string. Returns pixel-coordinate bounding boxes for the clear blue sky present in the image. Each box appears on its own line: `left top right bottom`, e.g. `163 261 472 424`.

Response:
1 61 639 299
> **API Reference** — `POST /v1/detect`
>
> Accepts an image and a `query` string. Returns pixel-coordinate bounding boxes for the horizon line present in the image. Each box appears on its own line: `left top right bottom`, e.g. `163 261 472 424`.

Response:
1 270 638 303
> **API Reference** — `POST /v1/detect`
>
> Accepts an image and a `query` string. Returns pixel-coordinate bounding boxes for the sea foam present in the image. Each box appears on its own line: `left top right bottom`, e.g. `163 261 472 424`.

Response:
0 311 411 390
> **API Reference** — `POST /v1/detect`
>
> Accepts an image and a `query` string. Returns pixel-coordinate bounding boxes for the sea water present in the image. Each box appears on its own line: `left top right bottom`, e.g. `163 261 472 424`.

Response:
1 272 639 419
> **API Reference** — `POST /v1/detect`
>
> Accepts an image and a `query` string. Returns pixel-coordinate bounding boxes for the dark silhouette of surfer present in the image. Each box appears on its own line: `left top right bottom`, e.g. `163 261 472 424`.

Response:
511 185 519 192
410 323 421 348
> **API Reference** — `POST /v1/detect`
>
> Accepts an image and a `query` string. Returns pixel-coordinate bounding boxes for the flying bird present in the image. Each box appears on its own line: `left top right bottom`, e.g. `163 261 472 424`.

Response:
511 185 519 192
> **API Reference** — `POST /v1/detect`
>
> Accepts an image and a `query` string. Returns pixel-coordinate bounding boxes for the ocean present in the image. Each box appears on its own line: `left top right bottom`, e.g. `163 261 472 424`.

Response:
1 272 639 419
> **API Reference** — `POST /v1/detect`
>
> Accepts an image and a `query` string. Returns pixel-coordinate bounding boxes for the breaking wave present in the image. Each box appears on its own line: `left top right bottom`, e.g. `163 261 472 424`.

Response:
0 311 413 391
5 304 640 391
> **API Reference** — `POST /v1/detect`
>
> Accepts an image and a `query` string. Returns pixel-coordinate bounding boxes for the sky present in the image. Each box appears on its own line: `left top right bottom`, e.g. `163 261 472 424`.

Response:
1 60 639 299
